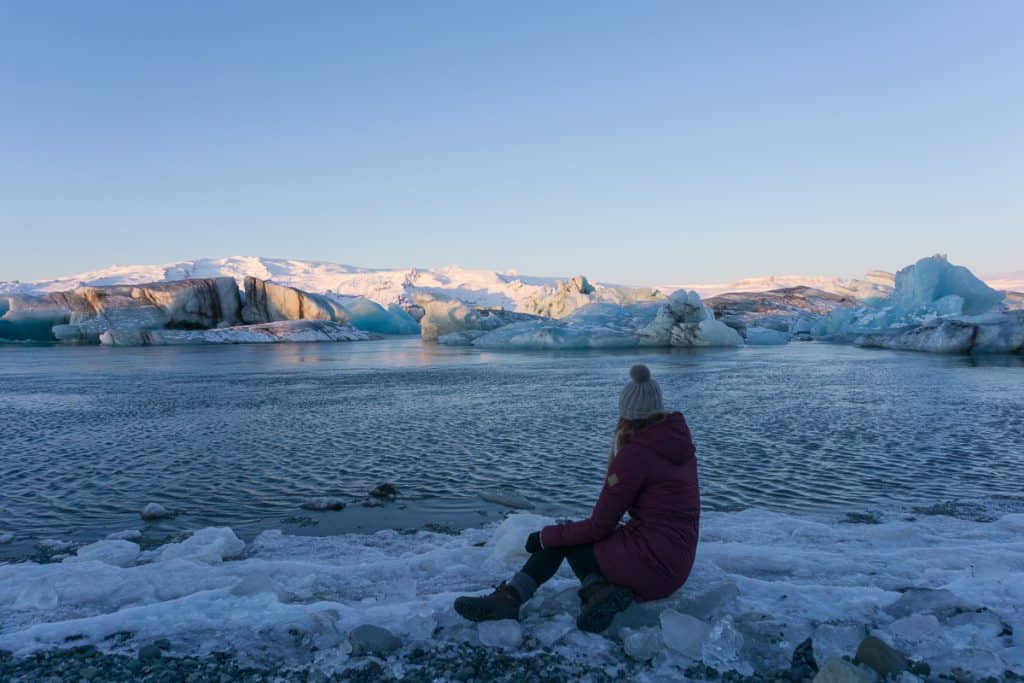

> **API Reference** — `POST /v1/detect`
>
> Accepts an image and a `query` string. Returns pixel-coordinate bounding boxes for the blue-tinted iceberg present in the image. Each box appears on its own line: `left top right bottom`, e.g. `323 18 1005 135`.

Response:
338 297 419 335
813 255 1022 354
0 277 373 346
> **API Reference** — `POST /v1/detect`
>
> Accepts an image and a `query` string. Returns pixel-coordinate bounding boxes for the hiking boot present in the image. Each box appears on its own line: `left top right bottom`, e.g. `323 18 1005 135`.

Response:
453 582 522 622
576 581 633 633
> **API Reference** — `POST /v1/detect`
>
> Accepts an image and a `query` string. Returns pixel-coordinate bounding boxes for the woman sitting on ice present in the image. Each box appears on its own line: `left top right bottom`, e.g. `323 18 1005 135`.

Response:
454 364 701 633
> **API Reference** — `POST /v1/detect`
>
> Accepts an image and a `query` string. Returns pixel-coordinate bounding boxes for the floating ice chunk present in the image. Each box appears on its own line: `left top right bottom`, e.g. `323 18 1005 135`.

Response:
639 291 743 347
418 298 535 342
154 527 245 564
472 318 638 350
140 503 173 520
815 256 1019 354
105 529 142 541
702 616 751 675
0 530 13 544
68 540 140 568
660 608 710 659
745 327 789 345
854 321 977 354
621 626 661 661
477 620 521 649
892 255 1003 316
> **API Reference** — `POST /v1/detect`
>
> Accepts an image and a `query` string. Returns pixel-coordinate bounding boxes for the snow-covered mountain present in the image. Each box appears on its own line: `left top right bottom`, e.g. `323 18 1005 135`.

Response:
985 270 1024 294
0 257 651 314
1 256 1017 312
659 271 897 300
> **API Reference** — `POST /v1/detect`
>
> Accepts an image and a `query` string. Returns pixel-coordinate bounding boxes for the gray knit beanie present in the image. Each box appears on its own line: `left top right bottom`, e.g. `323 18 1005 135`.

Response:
618 364 664 419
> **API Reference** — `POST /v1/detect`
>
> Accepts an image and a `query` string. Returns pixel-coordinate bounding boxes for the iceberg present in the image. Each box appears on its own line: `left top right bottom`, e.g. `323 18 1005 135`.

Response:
337 297 419 335
240 277 348 325
814 255 1023 355
437 291 742 350
0 278 376 346
418 296 541 342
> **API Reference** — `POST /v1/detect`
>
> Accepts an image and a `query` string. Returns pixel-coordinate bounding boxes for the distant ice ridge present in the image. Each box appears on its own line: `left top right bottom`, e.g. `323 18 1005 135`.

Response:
433 290 743 349
1 511 1021 678
3 257 662 318
661 270 897 301
813 255 1024 355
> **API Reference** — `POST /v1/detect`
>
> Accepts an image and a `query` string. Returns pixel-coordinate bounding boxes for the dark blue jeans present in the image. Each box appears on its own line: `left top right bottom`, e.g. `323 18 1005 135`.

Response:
521 544 602 587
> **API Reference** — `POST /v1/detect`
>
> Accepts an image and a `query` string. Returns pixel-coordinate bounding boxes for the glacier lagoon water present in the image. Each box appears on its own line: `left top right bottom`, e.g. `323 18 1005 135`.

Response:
0 337 1022 557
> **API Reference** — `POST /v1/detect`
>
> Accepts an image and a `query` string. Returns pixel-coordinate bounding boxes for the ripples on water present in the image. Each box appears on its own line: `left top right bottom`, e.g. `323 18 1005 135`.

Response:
0 339 1022 550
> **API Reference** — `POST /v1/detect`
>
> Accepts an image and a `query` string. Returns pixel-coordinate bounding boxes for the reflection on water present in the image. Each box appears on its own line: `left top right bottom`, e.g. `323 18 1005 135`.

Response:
0 339 1022 551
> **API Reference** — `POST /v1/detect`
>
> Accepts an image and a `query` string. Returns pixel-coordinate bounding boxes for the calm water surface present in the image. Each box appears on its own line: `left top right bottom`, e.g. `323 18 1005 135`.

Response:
1 338 1022 558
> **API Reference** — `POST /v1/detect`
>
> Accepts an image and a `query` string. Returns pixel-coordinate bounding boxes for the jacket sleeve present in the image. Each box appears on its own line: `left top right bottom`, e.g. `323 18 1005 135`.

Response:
540 445 647 549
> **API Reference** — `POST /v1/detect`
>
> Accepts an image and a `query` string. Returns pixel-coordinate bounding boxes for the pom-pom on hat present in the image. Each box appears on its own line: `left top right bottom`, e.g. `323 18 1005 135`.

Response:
619 364 664 419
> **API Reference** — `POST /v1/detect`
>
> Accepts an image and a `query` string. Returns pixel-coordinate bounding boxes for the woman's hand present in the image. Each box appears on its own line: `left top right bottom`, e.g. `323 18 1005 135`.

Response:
525 531 543 554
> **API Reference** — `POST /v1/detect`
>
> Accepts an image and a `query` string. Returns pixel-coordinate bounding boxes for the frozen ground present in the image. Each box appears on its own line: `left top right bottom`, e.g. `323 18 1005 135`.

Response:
1 511 1022 679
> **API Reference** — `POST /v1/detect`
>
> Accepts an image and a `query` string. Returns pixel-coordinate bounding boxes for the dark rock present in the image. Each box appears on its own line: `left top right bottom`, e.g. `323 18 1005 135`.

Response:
137 644 162 663
853 636 909 678
370 483 398 500
154 638 171 651
792 637 818 672
348 624 402 657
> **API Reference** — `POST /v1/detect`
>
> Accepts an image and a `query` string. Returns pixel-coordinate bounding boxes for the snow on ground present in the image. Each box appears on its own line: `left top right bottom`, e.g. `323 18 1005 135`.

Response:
1 511 1021 678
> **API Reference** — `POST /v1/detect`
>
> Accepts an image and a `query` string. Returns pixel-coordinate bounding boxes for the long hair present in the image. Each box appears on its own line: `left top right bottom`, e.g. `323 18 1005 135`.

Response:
607 412 669 474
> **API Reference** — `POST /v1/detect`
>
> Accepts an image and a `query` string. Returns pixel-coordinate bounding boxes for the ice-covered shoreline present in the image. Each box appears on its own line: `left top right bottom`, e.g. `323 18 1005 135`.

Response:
2 509 1022 679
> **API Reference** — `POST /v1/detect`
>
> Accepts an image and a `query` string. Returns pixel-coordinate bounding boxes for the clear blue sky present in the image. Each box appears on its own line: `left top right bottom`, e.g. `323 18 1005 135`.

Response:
1 1 1021 285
